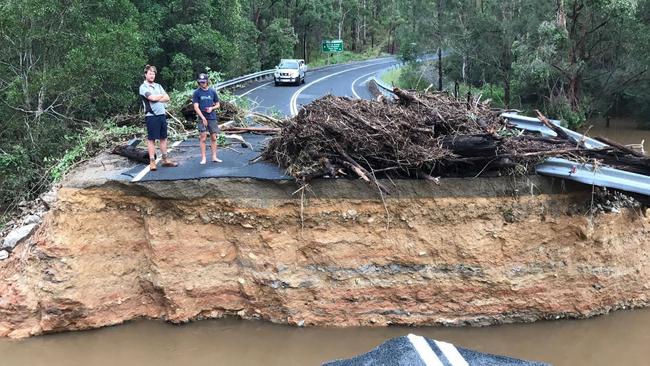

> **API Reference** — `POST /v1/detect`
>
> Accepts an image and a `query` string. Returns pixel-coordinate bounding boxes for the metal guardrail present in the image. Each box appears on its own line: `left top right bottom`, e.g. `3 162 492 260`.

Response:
536 157 650 196
370 53 442 95
215 69 275 90
216 56 397 91
502 113 609 150
503 112 649 197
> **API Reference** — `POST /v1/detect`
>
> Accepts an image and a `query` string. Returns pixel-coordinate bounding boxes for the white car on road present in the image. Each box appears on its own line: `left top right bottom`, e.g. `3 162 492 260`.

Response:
274 59 306 86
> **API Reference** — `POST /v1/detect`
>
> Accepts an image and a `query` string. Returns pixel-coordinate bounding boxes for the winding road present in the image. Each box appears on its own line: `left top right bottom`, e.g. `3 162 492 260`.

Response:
235 57 399 116
128 57 401 182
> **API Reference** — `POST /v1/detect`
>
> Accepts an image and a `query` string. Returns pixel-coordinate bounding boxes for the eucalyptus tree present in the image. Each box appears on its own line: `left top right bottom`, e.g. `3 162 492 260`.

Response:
512 0 646 126
0 0 144 205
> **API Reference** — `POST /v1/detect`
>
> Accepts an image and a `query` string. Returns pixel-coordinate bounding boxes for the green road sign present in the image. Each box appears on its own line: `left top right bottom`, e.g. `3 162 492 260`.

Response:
322 40 344 53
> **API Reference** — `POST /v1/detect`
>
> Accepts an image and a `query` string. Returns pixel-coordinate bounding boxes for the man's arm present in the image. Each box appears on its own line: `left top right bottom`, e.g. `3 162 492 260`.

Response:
143 92 169 102
193 102 207 124
145 85 170 102
157 93 170 103
205 89 220 112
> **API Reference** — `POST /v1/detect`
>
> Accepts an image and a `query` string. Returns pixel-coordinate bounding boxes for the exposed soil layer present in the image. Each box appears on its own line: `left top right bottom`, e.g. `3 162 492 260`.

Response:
1 171 649 338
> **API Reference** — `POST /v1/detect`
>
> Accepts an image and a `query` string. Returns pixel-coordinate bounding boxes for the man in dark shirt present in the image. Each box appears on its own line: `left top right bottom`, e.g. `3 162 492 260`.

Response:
192 73 222 164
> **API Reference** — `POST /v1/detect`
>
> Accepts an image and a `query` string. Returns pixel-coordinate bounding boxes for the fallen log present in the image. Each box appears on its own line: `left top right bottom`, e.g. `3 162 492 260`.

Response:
222 127 281 133
594 136 646 158
534 110 574 142
112 145 149 164
441 135 498 157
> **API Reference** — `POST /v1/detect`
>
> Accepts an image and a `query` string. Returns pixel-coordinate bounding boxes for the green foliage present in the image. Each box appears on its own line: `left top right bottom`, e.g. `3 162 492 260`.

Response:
260 18 298 69
0 145 37 206
50 122 141 182
307 49 384 68
2 0 650 213
544 96 587 130
380 68 403 87
458 83 507 109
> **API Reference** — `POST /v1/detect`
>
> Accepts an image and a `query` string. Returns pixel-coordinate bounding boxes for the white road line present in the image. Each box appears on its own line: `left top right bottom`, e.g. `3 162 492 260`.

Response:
434 340 469 366
131 140 183 183
237 61 373 98
407 334 445 366
290 60 395 116
351 70 382 99
239 80 274 97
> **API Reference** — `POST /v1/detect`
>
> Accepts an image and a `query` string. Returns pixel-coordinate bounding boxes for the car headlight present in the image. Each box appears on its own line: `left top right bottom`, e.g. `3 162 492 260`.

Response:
274 72 279 77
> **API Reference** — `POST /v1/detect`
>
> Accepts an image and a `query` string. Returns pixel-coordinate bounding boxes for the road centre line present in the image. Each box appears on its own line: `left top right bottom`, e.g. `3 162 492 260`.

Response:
237 60 378 98
290 60 395 116
351 70 383 99
239 80 273 97
131 140 183 182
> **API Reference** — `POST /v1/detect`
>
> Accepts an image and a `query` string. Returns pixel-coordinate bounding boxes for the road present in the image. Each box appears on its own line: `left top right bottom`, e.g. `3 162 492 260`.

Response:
128 57 400 182
235 57 399 116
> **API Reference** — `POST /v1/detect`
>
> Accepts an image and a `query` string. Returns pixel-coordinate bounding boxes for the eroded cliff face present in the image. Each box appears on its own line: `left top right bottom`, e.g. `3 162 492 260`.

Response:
1 173 649 338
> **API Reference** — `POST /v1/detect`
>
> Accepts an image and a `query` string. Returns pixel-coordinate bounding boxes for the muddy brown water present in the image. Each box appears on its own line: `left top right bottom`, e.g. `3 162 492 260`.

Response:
1 309 650 366
580 117 650 148
2 121 650 366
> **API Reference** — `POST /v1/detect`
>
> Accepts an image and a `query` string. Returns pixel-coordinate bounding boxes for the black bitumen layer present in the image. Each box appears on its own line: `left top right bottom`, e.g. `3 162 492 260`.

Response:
121 133 291 182
323 335 550 366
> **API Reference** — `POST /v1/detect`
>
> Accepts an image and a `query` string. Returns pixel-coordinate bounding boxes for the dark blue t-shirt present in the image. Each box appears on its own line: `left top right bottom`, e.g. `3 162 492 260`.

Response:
192 87 220 120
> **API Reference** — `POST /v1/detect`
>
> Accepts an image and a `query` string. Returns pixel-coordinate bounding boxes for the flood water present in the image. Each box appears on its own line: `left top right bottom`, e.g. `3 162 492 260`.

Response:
580 117 650 147
1 308 650 366
2 119 650 366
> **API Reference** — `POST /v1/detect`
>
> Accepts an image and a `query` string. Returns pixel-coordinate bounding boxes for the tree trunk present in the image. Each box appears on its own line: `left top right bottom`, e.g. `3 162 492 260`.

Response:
437 0 443 91
556 0 566 30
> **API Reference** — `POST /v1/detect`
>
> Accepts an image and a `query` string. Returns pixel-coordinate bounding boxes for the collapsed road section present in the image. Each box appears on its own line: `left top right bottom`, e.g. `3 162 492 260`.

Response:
1 90 648 338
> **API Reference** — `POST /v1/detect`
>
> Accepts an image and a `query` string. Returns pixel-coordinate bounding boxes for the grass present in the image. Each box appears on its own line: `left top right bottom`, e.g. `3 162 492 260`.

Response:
307 49 387 68
380 67 403 87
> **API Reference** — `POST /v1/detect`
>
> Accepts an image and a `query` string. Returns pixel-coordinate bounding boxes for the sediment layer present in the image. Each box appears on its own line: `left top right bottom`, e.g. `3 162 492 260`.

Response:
1 174 648 338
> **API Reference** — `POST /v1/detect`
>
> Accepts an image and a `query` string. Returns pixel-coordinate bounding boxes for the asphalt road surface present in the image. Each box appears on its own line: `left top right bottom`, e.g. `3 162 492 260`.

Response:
129 57 400 182
235 57 399 116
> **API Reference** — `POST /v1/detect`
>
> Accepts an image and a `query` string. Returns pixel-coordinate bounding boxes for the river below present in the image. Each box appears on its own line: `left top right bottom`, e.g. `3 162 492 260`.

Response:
1 308 650 365
579 117 649 147
2 119 649 366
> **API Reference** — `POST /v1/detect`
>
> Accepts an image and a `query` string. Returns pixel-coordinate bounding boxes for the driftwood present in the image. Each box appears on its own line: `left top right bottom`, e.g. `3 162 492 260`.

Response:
534 109 574 142
112 145 149 164
260 90 650 191
594 136 646 158
222 126 281 134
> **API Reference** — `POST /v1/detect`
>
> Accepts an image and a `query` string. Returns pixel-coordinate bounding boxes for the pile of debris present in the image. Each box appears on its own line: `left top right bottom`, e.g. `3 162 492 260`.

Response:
263 88 650 191
180 100 244 123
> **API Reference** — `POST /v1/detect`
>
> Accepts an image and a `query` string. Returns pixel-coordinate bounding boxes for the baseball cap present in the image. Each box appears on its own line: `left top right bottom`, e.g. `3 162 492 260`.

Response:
197 73 209 83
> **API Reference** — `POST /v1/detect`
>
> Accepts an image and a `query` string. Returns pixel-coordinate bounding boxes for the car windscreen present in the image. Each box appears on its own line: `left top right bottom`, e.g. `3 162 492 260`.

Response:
279 61 298 69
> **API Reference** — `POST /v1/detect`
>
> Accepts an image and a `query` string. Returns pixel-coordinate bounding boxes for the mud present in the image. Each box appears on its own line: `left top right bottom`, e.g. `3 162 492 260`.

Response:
1 156 649 338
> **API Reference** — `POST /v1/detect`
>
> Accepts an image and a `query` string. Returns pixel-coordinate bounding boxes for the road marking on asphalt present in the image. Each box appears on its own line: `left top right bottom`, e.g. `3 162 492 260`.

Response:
434 340 469 366
237 62 363 98
351 70 383 99
290 60 395 116
131 140 183 182
239 81 274 97
407 334 445 366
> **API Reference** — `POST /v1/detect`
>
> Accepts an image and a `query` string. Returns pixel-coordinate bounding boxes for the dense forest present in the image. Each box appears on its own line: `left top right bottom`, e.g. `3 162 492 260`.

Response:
1 0 649 212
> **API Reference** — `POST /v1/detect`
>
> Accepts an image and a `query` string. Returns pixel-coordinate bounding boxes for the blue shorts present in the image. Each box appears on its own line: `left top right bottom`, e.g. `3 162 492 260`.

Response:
145 115 168 141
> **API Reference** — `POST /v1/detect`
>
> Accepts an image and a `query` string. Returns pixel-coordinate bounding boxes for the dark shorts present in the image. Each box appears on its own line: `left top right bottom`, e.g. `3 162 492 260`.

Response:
145 114 168 141
198 119 220 134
